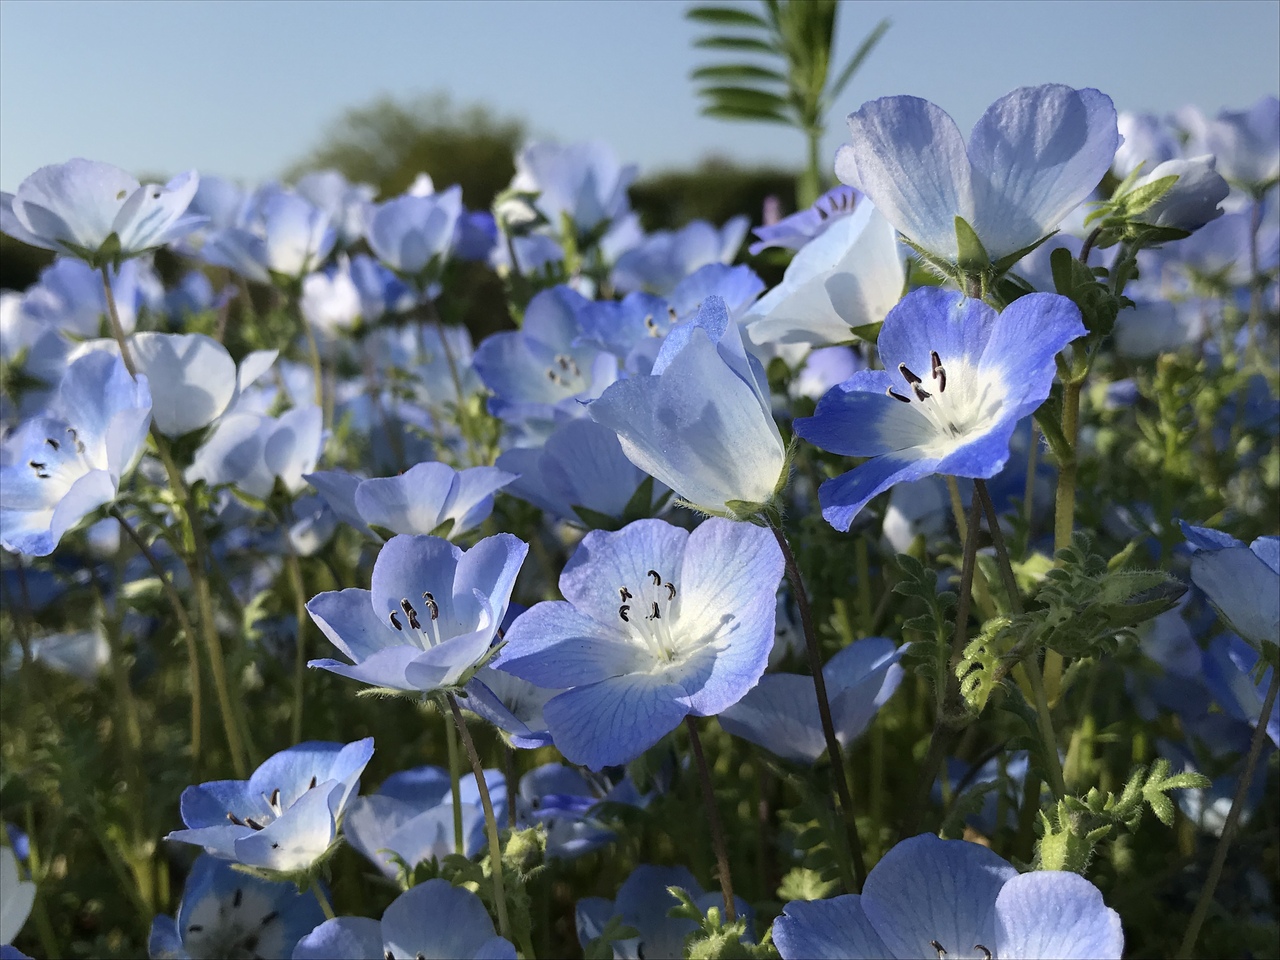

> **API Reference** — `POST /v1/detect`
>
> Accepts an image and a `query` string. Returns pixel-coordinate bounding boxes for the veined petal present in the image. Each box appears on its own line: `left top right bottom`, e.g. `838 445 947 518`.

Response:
309 646 429 691
128 332 236 437
233 782 338 872
558 520 688 627
994 871 1123 959
975 293 1086 411
370 535 464 636
306 588 400 663
543 674 690 770
795 371 933 458
818 454 940 532
717 674 825 764
876 288 994 388
495 602 646 687
773 895 891 960
355 461 456 535
293 918 383 960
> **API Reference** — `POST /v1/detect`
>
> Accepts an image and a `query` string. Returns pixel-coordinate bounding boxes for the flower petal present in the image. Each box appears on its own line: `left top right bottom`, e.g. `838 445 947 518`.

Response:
994 870 1123 959
773 895 891 960
543 674 690 770
494 602 645 688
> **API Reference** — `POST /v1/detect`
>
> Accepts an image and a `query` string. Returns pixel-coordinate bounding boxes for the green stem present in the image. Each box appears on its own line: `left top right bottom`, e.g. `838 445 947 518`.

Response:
111 506 202 767
685 717 736 922
768 521 865 891
1178 667 1280 959
446 694 511 943
1052 380 1082 558
443 703 466 855
312 883 336 921
284 541 308 745
1022 419 1039 537
974 480 1065 800
99 265 137 376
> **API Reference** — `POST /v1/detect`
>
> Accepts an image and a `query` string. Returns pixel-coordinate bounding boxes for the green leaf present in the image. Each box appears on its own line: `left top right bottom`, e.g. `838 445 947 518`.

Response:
699 85 792 111
686 5 773 29
827 18 890 100
570 504 622 531
847 320 882 343
694 35 778 53
701 105 792 126
691 63 787 84
953 216 990 272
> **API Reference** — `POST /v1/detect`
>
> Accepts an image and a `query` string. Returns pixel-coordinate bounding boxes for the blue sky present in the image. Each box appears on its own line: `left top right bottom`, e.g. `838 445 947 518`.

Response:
1 0 1277 191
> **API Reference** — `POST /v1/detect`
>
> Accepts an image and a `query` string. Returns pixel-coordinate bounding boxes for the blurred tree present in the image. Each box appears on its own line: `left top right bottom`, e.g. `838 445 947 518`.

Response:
285 93 525 206
0 233 53 291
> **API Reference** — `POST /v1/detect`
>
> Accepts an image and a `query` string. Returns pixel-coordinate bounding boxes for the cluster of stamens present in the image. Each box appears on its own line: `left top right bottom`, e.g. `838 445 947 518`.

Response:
385 590 450 649
27 426 84 479
886 350 947 404
814 188 856 220
225 775 318 838
929 941 991 959
544 353 583 387
616 568 681 663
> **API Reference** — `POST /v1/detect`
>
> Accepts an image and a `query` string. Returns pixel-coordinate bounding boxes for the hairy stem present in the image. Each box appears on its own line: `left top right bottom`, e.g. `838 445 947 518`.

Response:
685 717 736 921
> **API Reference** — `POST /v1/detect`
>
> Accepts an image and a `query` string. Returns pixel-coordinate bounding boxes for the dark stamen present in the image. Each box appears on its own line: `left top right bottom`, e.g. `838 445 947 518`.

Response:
233 888 243 908
226 812 246 826
931 350 947 392
424 596 439 621
46 437 59 450
260 911 279 927
886 387 912 403
647 569 661 585
384 952 394 960
975 947 991 960
400 598 420 630
619 604 630 622
308 775 317 789
647 601 660 620
269 787 279 809
389 611 403 631
243 818 264 831
930 941 946 959
619 586 633 601
29 460 49 478
912 383 933 401
898 362 922 385
665 582 676 600
188 924 204 933
644 314 659 335
667 307 678 322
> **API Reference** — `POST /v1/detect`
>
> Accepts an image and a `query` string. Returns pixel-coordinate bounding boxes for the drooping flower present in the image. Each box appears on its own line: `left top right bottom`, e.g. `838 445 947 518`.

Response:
794 287 1085 531
589 295 787 518
147 854 325 960
306 532 527 694
0 351 152 556
291 879 515 960
1202 633 1279 748
718 637 903 764
494 517 783 769
772 833 1123 959
165 738 374 875
837 85 1119 266
1181 521 1279 651
1 159 203 266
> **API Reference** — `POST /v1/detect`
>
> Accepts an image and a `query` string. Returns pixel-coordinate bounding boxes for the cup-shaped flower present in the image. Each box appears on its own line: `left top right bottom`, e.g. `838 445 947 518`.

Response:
589 295 787 518
292 879 515 960
366 186 464 284
306 532 527 694
509 140 637 237
611 216 749 297
294 169 376 248
147 854 325 960
1 159 202 266
165 738 374 875
200 189 335 284
1126 156 1229 232
1182 522 1278 651
794 287 1085 531
1197 96 1280 192
1 351 151 556
837 85 1119 266
186 406 323 500
719 637 903 764
741 200 904 353
773 833 1122 959
494 517 783 769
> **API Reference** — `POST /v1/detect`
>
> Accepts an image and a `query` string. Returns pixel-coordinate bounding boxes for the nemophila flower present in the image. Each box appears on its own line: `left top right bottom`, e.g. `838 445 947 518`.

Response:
200 189 335 284
748 185 862 255
166 738 374 875
300 254 362 340
836 85 1119 265
1181 522 1279 651
1196 96 1280 192
773 833 1122 959
20 257 150 339
508 140 637 237
665 262 766 325
589 295 787 517
306 532 527 694
935 752 1035 837
148 854 324 960
344 766 499 877
496 418 669 529
473 286 617 440
1 159 202 266
307 461 514 541
1203 633 1279 748
740 200 904 354
611 217 749 296
0 351 151 556
495 517 783 769
465 664 558 749
186 406 323 500
576 864 753 960
453 209 499 262
349 253 416 323
718 636 903 764
794 287 1085 531
294 169 376 248
366 186 464 286
1125 156 1229 232
164 270 235 323
292 879 515 960
518 763 645 860
1 844 35 957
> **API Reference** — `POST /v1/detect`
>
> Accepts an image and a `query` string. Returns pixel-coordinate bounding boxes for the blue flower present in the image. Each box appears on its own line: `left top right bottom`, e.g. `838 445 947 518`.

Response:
366 186 464 286
200 188 335 284
306 533 527 694
718 637 903 764
496 419 669 529
292 879 515 960
773 833 1122 959
794 287 1085 531
165 739 374 875
452 209 499 262
611 217 749 297
1194 96 1279 192
464 666 557 750
509 141 637 237
495 517 783 769
516 763 643 860
294 169 375 248
748 185 862 255
576 864 752 959
186 406 323 500
588 295 787 517
307 461 515 540
349 254 416 323
837 85 1119 265
1 159 203 266
1 351 152 556
1202 633 1279 748
147 854 324 960
1181 522 1279 651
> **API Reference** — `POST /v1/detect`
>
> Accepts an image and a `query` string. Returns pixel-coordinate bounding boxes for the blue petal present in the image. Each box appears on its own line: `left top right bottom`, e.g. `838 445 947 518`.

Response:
233 783 339 872
370 535 463 635
975 293 1086 412
305 471 368 533
818 454 940 532
381 879 501 960
147 916 184 959
293 917 383 960
452 533 528 631
860 833 1017 960
877 288 994 392
542 674 690 770
495 602 645 688
309 646 431 691
794 370 929 458
354 461 456 535
559 520 689 628
1191 546 1280 649
717 674 825 764
826 638 904 746
306 589 399 664
994 870 1123 959
1180 521 1243 551
773 895 890 960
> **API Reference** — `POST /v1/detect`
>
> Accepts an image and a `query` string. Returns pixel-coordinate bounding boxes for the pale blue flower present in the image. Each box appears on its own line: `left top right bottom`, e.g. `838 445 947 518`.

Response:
201 188 336 284
611 217 749 297
0 845 34 952
294 169 375 248
1127 156 1229 232
509 141 637 237
748 185 862 255
1 159 202 266
186 406 323 500
773 834 1122 959
1196 96 1280 192
366 186 464 285
1181 521 1279 651
837 85 1119 264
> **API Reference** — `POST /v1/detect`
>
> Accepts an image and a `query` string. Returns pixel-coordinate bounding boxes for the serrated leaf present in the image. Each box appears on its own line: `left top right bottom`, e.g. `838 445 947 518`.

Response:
700 85 792 111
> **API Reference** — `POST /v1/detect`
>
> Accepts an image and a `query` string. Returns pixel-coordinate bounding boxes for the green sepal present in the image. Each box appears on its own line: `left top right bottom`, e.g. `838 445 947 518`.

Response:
427 517 456 540
570 504 625 531
1116 174 1178 216
991 231 1056 274
848 320 883 344
953 216 990 272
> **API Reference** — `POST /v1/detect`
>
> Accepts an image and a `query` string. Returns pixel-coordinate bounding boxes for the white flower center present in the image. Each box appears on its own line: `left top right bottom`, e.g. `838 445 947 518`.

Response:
615 568 684 666
24 424 93 499
881 351 1007 459
184 883 285 960
388 592 446 649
